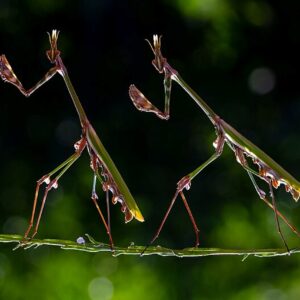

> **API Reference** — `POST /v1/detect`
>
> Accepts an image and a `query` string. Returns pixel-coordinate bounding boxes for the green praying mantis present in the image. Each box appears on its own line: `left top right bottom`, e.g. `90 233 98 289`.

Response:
129 35 300 252
1 31 299 252
0 30 144 247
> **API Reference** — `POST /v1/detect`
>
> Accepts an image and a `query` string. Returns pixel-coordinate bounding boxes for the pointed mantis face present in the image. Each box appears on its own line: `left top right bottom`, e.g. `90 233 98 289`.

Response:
146 35 166 74
46 30 61 63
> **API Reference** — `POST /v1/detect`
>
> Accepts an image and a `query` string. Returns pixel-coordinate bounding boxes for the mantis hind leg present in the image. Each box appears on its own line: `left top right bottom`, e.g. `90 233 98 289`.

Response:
91 171 114 249
267 179 290 252
235 148 299 251
246 168 299 236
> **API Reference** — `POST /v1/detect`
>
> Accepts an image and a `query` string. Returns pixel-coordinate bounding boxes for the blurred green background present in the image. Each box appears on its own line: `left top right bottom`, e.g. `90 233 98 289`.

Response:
1 0 300 299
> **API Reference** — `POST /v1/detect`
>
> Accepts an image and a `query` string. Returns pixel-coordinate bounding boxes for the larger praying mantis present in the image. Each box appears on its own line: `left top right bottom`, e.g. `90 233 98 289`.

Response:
129 35 300 251
0 30 144 247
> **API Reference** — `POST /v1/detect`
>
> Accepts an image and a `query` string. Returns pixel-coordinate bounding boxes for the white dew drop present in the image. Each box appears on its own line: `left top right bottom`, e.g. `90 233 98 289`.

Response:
76 236 85 244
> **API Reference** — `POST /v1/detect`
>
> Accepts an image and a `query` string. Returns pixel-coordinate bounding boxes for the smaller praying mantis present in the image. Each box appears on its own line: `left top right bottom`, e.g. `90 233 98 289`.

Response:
0 30 144 247
129 35 300 252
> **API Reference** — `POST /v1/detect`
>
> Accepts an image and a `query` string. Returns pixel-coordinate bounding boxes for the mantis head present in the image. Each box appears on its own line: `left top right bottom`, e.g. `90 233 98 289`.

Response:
146 35 166 74
46 30 61 64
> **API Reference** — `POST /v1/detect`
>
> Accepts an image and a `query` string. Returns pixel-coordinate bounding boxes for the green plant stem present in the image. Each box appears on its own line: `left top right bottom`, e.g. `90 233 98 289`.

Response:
0 234 298 258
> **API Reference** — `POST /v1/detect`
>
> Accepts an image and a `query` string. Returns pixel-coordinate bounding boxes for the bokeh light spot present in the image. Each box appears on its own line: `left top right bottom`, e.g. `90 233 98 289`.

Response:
175 0 231 19
88 277 113 300
244 1 274 26
248 67 276 95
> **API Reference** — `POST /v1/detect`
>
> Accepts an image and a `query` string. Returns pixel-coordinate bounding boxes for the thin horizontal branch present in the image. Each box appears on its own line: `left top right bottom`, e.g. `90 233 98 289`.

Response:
0 234 299 258
0 234 300 259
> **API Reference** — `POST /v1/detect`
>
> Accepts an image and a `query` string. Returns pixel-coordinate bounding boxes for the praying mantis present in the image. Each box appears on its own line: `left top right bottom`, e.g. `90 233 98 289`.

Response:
0 30 144 247
129 35 300 251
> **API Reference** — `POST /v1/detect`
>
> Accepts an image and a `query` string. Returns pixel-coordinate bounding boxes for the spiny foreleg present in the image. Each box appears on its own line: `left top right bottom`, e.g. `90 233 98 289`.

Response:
0 54 59 97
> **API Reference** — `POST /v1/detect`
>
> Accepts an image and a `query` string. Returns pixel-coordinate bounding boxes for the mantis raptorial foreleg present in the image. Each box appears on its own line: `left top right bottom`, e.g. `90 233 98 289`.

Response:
0 55 59 97
131 35 300 250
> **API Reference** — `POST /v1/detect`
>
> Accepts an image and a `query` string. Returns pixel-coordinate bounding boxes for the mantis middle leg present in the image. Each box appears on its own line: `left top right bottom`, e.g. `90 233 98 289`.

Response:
24 138 86 240
145 132 225 250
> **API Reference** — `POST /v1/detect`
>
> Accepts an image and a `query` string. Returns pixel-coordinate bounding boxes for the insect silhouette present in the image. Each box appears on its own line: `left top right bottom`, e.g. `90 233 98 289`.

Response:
129 35 300 252
0 30 144 247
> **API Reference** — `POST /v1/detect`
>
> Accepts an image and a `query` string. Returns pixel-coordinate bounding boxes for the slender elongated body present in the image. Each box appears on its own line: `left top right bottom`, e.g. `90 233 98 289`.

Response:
0 30 144 247
129 35 300 251
174 74 300 199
